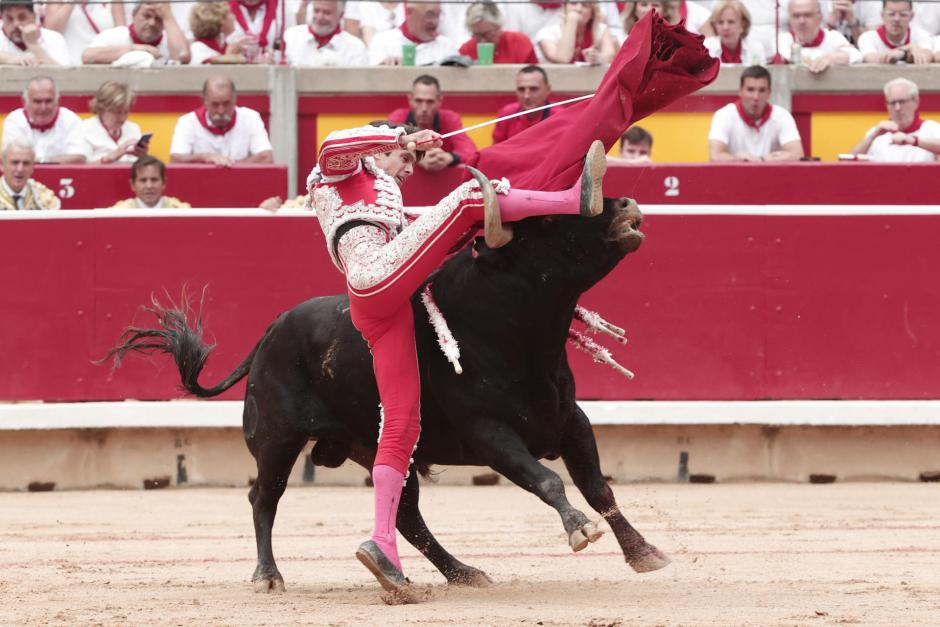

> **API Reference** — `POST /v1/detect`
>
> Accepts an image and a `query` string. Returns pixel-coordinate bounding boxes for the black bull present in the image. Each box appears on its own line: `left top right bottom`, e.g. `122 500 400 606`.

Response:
108 196 671 591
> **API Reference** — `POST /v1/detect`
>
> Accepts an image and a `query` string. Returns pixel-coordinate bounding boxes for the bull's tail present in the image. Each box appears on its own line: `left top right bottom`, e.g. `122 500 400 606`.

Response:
101 289 263 398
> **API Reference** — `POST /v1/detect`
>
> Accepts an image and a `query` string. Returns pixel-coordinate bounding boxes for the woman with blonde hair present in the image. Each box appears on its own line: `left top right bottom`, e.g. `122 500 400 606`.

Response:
620 1 673 44
702 0 767 65
65 81 147 164
189 2 245 65
537 0 616 64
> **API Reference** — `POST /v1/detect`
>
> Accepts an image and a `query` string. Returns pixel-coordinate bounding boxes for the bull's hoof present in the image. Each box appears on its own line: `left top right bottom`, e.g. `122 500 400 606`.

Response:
569 522 604 552
628 544 672 573
446 566 493 587
253 576 286 593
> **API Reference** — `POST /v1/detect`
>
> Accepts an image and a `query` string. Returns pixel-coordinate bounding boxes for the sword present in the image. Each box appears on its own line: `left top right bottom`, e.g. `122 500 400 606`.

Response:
414 93 595 146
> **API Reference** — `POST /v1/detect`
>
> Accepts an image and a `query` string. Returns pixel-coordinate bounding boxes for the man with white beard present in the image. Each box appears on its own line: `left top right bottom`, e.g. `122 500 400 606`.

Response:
283 0 367 65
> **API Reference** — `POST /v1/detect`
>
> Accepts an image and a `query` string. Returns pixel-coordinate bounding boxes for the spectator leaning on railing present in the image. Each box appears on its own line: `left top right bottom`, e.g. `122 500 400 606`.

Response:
703 0 768 66
283 0 368 66
857 0 932 64
188 1 245 65
110 156 192 209
368 0 457 65
0 141 60 211
458 1 538 64
708 65 804 163
1 76 82 164
778 0 862 73
65 81 148 164
0 0 70 66
535 0 616 65
492 65 554 144
169 76 274 166
850 77 940 162
82 1 190 66
43 0 123 66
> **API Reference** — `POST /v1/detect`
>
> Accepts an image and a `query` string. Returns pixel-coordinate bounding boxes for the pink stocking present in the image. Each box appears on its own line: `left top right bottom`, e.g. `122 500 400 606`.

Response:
371 464 405 571
496 178 584 220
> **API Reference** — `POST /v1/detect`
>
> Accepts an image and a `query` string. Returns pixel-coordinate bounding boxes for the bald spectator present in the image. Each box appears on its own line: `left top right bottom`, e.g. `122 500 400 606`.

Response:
1 77 82 164
169 76 273 166
850 78 940 162
703 0 768 66
458 1 538 64
0 142 60 211
857 0 932 64
0 0 70 66
708 65 803 163
388 75 477 170
368 0 458 65
283 0 368 66
111 156 191 209
777 0 861 72
83 1 190 65
43 1 122 65
492 65 553 144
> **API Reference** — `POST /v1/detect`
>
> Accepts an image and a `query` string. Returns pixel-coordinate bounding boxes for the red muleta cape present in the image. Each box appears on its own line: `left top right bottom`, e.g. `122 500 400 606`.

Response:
473 13 719 191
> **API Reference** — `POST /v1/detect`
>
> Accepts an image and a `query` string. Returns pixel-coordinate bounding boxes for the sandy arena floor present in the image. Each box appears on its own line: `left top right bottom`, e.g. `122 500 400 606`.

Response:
0 482 938 626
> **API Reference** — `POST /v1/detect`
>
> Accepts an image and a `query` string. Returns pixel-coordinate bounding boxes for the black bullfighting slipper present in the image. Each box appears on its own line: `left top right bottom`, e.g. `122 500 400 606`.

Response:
466 165 513 249
580 139 608 217
355 540 422 604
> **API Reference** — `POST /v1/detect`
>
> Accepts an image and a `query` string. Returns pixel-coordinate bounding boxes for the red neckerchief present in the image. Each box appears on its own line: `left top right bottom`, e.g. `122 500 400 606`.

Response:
901 115 923 134
4 30 27 51
616 1 626 12
792 28 825 47
679 0 688 21
25 108 60 133
534 1 563 9
399 21 423 43
195 37 226 61
573 21 595 63
195 106 238 136
720 41 742 63
309 24 341 48
736 99 773 130
81 3 101 34
229 0 277 49
129 24 163 46
877 25 909 49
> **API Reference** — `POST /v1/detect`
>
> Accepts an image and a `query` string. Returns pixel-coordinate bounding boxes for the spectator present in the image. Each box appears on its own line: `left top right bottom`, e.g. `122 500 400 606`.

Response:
663 1 714 36
110 156 192 208
708 65 803 162
83 1 190 66
778 0 862 73
65 81 148 164
621 1 673 45
618 126 653 162
703 0 767 66
501 0 562 49
368 0 457 65
492 65 553 144
283 0 368 66
1 76 82 164
850 77 940 162
388 75 477 170
228 0 284 62
189 1 245 65
352 0 403 47
169 76 274 166
821 0 882 44
458 1 538 64
536 0 616 65
0 141 60 210
43 1 122 66
0 0 70 66
858 0 932 64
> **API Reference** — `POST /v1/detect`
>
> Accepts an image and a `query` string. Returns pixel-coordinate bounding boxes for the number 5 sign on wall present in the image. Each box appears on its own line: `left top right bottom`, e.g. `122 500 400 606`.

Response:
58 178 75 200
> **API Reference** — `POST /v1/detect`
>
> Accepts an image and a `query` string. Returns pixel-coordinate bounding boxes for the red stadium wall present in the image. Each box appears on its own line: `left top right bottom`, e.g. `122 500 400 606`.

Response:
4 201 940 402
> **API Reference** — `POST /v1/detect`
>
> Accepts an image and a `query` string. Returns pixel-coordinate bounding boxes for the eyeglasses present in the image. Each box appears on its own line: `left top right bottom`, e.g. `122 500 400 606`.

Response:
883 11 912 18
886 97 915 107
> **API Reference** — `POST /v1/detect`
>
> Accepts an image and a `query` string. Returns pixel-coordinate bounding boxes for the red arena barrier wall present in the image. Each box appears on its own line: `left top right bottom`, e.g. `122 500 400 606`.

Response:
3 207 940 402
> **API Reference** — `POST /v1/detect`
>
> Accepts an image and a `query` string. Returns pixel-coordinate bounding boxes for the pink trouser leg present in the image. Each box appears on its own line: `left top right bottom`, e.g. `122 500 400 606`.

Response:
370 464 406 571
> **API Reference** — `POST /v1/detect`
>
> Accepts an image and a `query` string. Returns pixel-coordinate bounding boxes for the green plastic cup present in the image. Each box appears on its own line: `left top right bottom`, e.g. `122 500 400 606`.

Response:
477 42 495 65
402 43 417 66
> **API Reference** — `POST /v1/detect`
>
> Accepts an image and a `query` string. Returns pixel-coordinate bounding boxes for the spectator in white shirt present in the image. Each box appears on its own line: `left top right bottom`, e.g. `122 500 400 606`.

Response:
703 0 768 66
1 76 83 163
850 77 940 162
368 0 457 65
189 1 247 65
66 81 149 164
83 1 190 65
536 0 616 65
778 0 862 73
43 1 123 65
170 75 274 166
228 0 285 62
708 65 804 162
822 0 882 44
0 0 70 66
284 0 368 66
858 0 932 64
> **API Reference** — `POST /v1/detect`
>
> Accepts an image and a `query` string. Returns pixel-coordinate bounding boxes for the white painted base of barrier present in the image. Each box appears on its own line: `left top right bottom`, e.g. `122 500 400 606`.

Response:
1 399 939 430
